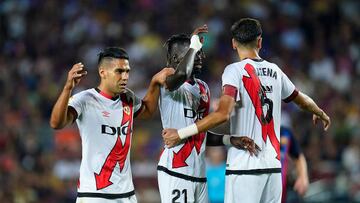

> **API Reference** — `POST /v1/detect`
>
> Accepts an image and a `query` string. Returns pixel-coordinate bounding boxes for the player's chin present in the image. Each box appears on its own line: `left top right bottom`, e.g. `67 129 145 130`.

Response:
192 66 202 75
117 86 127 93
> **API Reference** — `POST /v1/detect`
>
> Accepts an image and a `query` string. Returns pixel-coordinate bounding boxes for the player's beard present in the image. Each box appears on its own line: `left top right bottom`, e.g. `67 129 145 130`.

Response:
114 84 126 94
192 66 202 76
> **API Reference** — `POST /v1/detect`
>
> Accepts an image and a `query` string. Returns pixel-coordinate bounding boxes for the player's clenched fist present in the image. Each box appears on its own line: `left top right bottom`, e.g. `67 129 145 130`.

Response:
192 24 208 36
65 62 88 90
189 24 208 52
162 128 181 148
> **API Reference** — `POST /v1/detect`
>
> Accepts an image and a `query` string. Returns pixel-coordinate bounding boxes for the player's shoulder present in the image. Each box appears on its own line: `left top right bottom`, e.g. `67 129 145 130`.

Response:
224 60 257 74
225 61 244 70
263 60 281 70
195 78 209 88
71 88 95 99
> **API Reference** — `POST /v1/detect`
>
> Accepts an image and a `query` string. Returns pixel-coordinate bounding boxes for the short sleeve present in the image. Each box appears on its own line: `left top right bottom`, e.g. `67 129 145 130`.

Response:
280 70 298 103
222 65 240 89
133 94 143 115
68 92 85 119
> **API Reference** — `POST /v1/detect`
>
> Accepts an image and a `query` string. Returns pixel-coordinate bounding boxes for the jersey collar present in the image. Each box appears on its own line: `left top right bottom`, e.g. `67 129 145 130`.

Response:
94 87 119 101
243 58 264 62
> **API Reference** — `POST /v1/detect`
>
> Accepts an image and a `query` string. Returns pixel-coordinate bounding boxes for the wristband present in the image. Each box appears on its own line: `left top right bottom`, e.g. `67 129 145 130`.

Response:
178 124 199 139
222 135 232 146
189 35 202 52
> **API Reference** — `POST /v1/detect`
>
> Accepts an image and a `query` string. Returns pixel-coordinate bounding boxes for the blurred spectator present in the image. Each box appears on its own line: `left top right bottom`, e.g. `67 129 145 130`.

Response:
206 147 226 203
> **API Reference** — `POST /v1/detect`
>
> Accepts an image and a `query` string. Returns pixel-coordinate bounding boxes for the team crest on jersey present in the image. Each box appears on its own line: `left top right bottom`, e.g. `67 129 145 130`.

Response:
201 93 208 103
123 105 130 115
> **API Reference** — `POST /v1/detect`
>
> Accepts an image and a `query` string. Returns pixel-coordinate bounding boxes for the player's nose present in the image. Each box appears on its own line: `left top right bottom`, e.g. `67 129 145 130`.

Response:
121 72 129 80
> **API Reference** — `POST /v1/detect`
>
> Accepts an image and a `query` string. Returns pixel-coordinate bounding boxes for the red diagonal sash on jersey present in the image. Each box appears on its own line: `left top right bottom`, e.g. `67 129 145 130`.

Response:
172 81 209 168
242 64 280 160
94 94 133 190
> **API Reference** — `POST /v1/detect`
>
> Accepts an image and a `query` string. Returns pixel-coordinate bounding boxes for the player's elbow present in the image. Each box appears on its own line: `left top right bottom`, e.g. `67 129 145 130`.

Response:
216 112 230 124
165 70 188 91
49 120 60 129
49 118 64 129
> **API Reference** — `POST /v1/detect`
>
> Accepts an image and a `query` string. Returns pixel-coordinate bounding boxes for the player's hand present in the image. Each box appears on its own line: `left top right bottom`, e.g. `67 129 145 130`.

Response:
65 62 87 90
230 136 261 156
190 24 208 52
152 67 175 86
162 128 181 148
293 175 309 196
191 24 208 39
313 111 331 131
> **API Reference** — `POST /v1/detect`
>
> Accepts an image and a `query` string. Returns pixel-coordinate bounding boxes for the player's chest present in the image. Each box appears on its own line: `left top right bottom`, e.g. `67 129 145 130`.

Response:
84 103 134 145
181 85 208 107
85 100 133 125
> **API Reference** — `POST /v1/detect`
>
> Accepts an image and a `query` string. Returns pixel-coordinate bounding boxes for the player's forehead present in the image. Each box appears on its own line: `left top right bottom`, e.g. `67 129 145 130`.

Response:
171 42 190 58
108 58 130 70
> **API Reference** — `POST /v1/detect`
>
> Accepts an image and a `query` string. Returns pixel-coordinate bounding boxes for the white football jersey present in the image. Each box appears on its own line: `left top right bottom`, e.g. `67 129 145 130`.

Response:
68 88 142 196
222 59 297 171
158 79 210 180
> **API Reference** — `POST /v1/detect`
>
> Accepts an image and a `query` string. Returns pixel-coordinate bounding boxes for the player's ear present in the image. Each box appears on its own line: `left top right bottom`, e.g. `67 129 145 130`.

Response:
170 54 179 67
99 66 106 79
232 38 237 50
257 37 262 50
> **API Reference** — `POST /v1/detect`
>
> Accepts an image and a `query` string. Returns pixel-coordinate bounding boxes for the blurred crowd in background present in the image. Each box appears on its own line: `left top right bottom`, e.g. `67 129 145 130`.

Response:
0 0 359 202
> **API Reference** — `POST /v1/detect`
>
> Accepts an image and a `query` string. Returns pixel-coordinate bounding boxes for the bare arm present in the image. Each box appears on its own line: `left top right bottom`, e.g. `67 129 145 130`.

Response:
165 49 198 91
162 94 235 147
136 68 175 119
165 25 208 91
196 94 235 132
293 91 331 131
293 154 309 196
50 63 87 129
206 131 261 156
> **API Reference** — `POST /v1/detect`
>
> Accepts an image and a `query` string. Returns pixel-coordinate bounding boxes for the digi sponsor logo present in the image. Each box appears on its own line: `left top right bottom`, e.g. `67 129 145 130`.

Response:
101 124 131 136
184 108 206 120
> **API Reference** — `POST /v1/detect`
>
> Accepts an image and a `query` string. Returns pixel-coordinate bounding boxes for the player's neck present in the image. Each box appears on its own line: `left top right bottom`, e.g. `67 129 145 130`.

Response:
97 85 118 98
237 48 261 61
186 75 196 85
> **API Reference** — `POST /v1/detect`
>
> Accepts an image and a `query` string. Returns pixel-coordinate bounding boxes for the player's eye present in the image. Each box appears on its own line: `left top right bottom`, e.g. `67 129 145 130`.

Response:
116 69 130 74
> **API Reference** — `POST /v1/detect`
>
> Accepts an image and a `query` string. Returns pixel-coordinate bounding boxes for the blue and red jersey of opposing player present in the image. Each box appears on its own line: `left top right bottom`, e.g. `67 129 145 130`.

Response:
280 126 301 202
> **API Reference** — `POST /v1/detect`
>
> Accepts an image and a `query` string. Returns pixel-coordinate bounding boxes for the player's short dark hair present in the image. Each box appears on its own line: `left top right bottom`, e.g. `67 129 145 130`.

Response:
231 18 262 46
98 47 129 65
164 34 190 59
